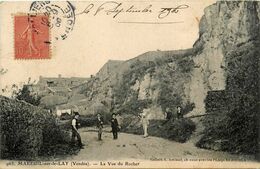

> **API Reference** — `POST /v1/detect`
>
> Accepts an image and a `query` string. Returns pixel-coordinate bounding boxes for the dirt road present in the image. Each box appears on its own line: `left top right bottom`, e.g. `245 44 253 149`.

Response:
65 127 253 161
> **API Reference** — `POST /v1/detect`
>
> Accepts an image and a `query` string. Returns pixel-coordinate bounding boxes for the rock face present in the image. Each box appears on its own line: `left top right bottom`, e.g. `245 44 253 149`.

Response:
194 1 259 154
73 1 259 153
190 1 260 115
78 2 259 118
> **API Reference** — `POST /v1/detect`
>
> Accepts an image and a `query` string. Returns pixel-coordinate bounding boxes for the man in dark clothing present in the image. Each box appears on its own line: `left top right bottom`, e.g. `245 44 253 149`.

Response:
111 113 119 139
165 108 172 120
160 108 172 126
96 113 104 141
71 112 84 148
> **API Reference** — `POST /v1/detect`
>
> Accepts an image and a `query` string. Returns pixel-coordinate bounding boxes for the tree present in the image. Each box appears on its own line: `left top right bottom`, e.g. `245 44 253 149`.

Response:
16 85 40 106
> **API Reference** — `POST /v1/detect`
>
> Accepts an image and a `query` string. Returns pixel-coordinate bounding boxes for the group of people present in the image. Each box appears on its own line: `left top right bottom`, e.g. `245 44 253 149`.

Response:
164 106 183 120
97 113 120 141
71 112 122 149
70 106 183 149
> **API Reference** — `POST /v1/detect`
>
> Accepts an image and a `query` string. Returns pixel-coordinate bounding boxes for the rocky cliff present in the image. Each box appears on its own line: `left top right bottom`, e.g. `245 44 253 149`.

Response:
79 2 258 115
194 1 259 154
190 1 260 115
73 1 259 154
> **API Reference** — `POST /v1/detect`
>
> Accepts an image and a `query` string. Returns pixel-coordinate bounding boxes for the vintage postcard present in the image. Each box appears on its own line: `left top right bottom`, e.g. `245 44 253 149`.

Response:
0 0 259 168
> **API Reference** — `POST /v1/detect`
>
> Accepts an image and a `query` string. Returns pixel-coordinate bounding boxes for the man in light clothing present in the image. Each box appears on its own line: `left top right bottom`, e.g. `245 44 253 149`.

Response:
141 109 149 138
177 106 182 119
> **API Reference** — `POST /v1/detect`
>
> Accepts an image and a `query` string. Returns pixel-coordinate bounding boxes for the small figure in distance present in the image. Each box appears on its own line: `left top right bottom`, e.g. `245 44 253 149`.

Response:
141 109 149 138
177 106 183 119
111 113 119 140
161 107 172 127
165 107 172 121
96 113 104 141
116 113 123 132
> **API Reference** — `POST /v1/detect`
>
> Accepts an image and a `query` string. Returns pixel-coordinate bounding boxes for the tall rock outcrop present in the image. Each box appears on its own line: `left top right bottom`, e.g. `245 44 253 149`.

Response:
76 1 258 110
74 1 259 153
194 1 259 154
77 1 259 117
189 1 260 115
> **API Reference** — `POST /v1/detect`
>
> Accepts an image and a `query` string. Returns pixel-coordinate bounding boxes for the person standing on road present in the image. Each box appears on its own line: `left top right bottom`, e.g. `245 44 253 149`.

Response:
116 113 123 132
177 106 183 119
164 107 172 121
71 112 84 149
111 113 119 140
141 109 149 138
96 113 104 141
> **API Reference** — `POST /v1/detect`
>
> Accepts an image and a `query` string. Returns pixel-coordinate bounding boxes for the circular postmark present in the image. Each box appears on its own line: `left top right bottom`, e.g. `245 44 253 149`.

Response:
29 1 75 41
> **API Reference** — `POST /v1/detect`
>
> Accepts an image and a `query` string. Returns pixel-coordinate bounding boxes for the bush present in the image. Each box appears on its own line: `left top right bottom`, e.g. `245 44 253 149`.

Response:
177 56 195 73
16 85 41 106
197 42 259 154
117 99 152 116
120 114 142 134
149 118 196 142
79 115 97 127
0 96 71 159
60 113 72 120
121 115 196 143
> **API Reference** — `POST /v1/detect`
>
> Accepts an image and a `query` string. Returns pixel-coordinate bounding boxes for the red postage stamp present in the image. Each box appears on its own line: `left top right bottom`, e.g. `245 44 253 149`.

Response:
14 14 50 59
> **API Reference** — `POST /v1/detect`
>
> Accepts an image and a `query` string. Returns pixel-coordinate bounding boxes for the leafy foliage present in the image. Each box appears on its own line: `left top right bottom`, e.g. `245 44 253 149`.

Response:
16 85 40 106
223 42 259 154
117 98 152 116
158 82 182 112
157 55 194 112
0 96 71 159
113 53 195 113
113 59 156 106
40 95 68 109
121 117 196 143
197 42 259 154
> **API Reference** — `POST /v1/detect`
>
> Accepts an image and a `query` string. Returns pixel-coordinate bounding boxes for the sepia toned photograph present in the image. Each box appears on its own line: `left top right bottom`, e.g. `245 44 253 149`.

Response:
0 0 259 168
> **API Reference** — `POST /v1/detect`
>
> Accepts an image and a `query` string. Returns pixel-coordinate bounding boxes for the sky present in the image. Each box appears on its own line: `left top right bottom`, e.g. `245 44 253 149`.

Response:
0 0 216 89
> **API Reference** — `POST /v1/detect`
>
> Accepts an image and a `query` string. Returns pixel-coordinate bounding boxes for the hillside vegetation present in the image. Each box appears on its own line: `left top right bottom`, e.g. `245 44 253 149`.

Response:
197 41 259 154
0 96 72 159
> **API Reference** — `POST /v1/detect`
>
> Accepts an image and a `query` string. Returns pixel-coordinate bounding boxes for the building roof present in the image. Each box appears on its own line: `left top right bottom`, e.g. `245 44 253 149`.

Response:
39 77 88 82
56 99 88 110
56 104 76 110
69 82 88 89
37 76 89 87
47 87 72 93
